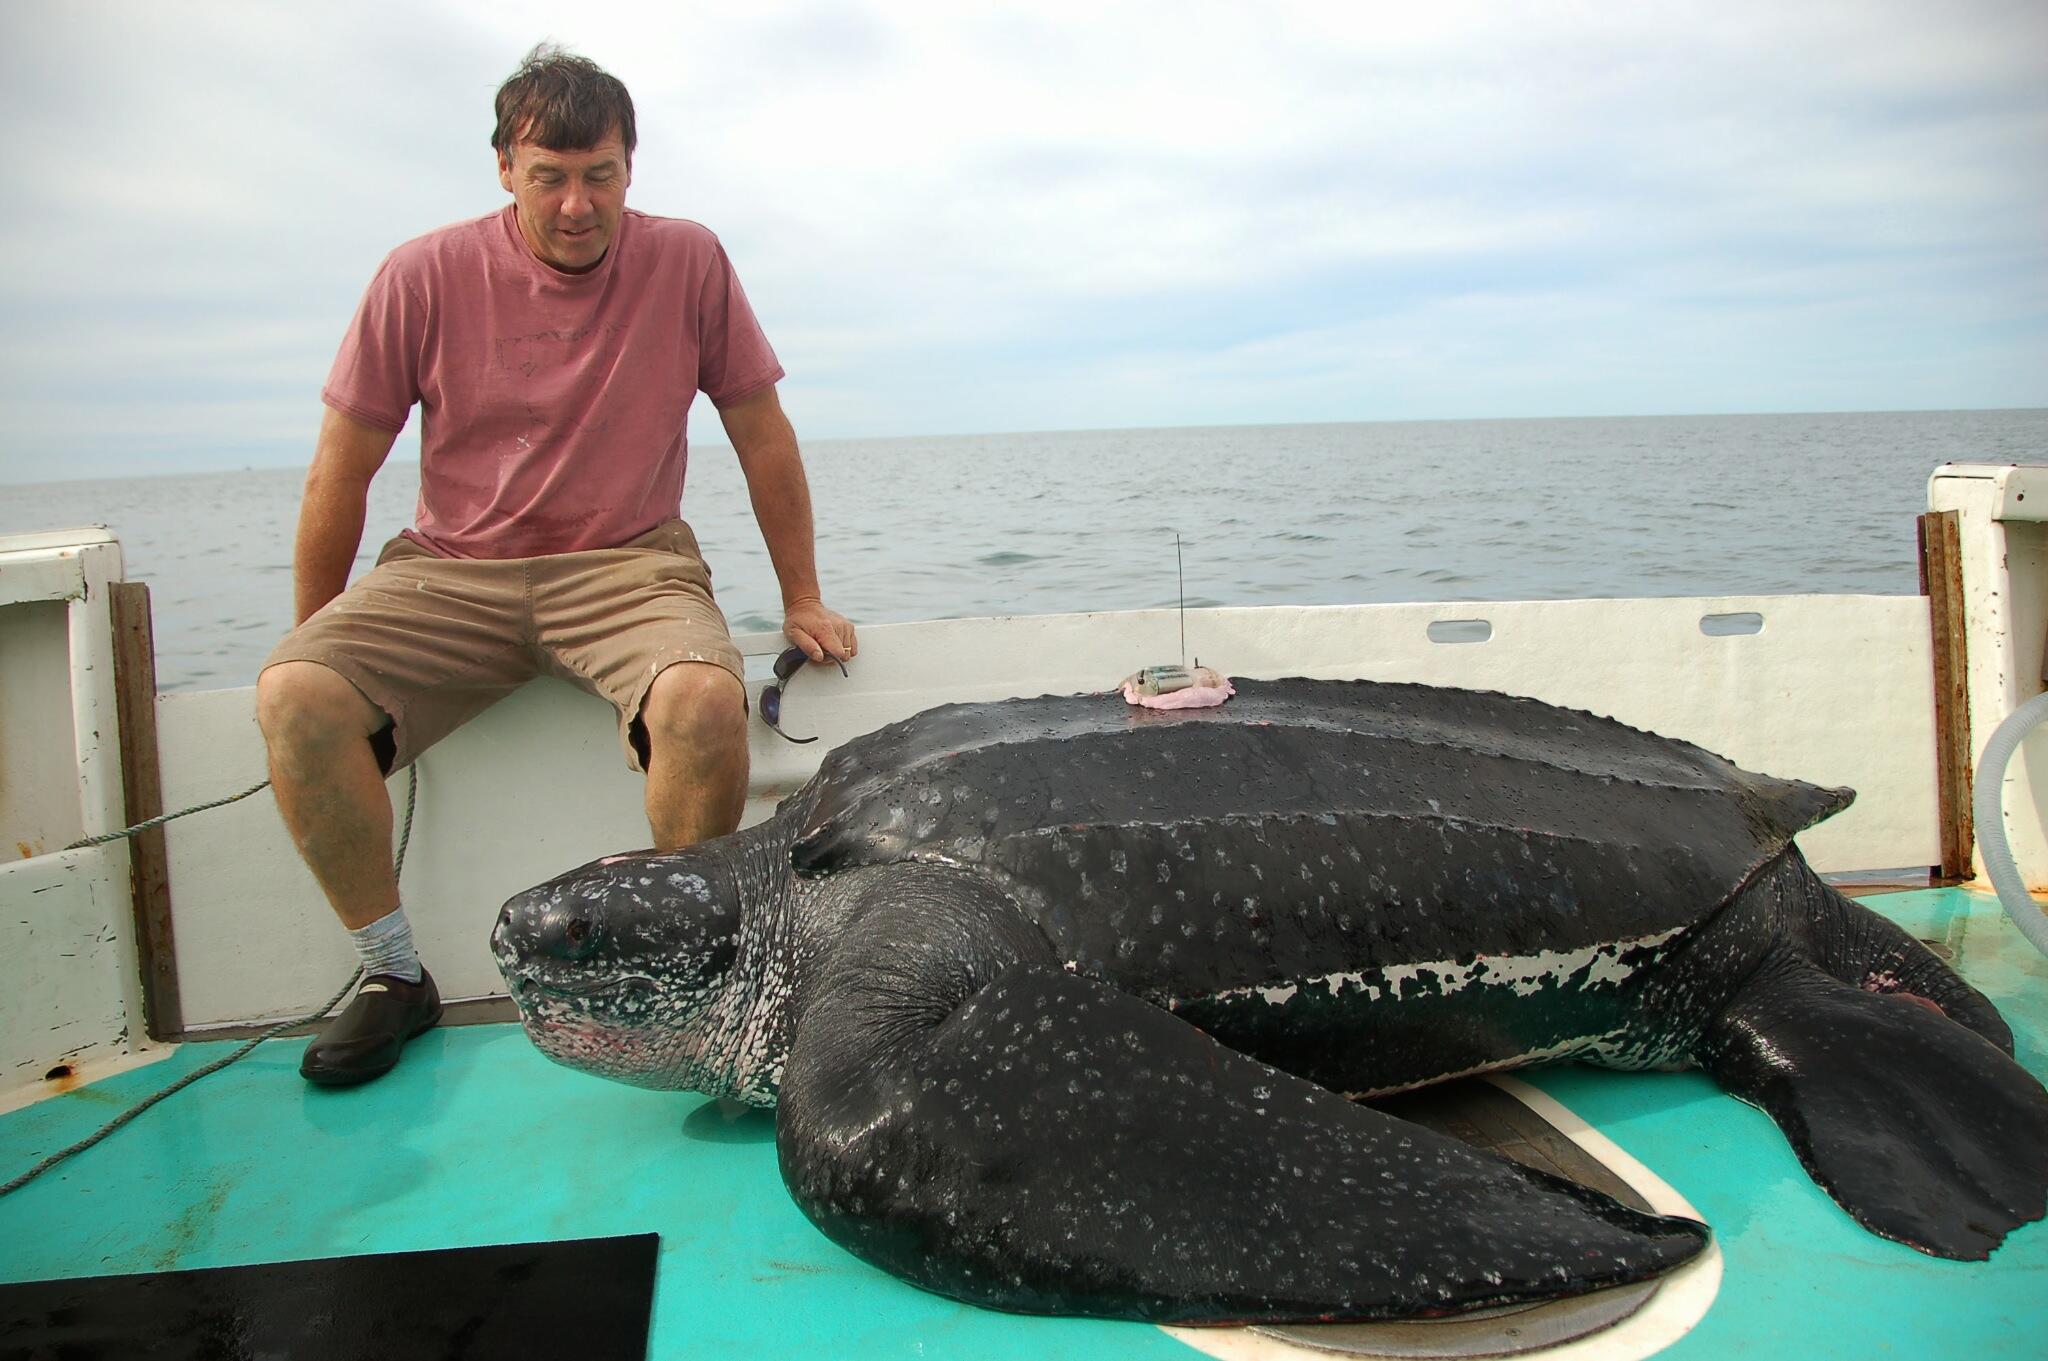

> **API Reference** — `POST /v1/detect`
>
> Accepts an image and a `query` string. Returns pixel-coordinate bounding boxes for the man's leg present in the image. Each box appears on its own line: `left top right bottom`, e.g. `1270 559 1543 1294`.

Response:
637 661 750 851
256 658 446 1086
260 543 533 1085
534 520 752 849
254 661 398 930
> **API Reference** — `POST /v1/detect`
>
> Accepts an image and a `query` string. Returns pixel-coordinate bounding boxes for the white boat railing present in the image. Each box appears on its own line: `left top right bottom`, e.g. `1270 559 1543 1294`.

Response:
1928 463 2048 883
0 530 147 1099
152 592 1939 1033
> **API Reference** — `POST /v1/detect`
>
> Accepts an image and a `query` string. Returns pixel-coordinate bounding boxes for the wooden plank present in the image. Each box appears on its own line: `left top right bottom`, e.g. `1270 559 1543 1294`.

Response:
1917 511 1974 881
110 581 182 1040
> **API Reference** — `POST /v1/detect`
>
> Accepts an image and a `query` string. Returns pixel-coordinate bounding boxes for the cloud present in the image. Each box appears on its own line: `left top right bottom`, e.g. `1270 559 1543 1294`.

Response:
1 0 2043 480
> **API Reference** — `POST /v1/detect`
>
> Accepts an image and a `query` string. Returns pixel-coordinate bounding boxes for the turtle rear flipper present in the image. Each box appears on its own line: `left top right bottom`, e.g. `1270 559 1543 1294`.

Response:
1699 950 2048 1260
776 872 1708 1323
1798 878 2014 1053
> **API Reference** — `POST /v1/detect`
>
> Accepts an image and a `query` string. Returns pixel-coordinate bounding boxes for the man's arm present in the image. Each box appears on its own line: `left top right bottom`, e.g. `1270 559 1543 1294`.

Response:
719 384 856 663
293 406 400 625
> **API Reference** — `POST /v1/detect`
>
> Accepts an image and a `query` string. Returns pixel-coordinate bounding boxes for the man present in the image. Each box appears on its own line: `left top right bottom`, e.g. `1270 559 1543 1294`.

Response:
256 45 854 1087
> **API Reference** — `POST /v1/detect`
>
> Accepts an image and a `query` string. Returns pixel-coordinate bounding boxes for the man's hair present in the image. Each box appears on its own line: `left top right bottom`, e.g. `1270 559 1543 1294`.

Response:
492 43 637 161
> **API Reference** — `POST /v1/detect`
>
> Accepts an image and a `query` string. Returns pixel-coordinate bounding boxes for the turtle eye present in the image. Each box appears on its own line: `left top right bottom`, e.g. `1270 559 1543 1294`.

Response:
555 916 599 960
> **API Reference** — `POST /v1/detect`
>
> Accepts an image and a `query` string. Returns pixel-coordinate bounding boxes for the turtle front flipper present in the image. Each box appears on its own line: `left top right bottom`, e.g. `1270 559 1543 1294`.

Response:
1698 948 2048 1260
775 866 1708 1324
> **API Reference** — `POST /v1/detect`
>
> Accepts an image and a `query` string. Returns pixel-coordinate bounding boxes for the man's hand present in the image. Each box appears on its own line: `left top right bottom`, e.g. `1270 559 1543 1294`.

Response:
784 596 857 665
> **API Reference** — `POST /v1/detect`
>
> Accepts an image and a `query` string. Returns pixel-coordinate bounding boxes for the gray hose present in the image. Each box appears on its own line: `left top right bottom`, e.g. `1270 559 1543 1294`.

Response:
1972 688 2048 958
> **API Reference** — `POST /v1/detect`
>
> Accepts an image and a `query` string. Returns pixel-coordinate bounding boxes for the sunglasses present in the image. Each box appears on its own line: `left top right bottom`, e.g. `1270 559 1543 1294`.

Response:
760 645 848 744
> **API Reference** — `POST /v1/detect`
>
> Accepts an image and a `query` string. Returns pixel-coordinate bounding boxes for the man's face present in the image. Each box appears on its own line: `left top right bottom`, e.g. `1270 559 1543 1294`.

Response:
497 129 631 273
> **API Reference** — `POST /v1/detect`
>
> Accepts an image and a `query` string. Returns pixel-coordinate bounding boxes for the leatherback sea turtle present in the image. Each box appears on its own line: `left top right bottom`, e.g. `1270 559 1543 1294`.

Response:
493 678 2048 1323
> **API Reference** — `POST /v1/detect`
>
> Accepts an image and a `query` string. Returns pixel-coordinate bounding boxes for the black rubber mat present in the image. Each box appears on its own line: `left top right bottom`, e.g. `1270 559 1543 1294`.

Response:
0 1233 657 1360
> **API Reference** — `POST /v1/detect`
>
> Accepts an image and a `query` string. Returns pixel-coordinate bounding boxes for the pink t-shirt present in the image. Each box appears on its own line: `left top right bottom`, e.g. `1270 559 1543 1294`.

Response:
323 206 784 558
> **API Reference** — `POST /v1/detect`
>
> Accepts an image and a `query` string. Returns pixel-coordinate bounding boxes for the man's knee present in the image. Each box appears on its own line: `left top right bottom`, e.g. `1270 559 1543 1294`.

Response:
256 661 387 753
637 662 747 757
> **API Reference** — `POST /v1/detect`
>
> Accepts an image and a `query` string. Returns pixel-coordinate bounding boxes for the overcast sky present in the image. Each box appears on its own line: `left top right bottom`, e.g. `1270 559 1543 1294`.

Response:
2 0 2044 482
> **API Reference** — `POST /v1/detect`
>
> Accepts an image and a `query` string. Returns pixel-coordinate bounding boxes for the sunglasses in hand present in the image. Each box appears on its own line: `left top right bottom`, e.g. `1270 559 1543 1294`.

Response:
760 646 849 744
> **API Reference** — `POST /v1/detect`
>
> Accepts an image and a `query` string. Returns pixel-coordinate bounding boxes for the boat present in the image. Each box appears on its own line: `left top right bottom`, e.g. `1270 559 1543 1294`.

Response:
1 461 2042 1358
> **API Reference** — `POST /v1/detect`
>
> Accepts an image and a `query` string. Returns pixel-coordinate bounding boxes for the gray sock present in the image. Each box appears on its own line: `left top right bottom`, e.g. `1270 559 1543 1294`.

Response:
349 904 423 983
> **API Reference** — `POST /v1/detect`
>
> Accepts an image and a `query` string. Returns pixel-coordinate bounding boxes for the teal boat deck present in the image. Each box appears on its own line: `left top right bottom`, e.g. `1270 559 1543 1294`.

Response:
2 887 2043 1358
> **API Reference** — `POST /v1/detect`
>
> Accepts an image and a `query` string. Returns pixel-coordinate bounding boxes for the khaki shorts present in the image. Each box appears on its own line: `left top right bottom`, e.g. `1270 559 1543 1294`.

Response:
262 519 745 773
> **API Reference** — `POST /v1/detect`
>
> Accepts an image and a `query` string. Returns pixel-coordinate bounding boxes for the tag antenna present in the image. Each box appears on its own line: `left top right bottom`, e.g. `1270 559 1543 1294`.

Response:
1176 533 1186 667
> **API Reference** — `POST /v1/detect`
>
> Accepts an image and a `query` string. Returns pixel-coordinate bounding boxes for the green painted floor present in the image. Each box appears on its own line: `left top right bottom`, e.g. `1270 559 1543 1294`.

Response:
1 888 2043 1359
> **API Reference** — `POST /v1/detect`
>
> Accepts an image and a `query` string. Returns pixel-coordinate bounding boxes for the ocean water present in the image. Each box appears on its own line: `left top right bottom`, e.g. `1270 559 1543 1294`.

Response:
5 409 2044 693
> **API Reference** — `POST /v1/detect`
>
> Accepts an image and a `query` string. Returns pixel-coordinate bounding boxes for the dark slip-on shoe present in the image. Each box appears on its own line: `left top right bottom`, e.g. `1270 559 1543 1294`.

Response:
300 969 444 1087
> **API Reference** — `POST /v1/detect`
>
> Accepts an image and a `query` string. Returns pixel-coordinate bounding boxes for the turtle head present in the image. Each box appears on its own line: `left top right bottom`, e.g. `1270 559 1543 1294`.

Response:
493 845 744 1091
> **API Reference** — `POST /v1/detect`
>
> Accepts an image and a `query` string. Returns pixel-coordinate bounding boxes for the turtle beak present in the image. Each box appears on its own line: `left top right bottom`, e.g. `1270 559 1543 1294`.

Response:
494 887 601 977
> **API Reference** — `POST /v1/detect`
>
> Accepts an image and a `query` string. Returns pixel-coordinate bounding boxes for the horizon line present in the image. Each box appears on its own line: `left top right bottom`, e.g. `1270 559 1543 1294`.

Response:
4 402 2045 489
